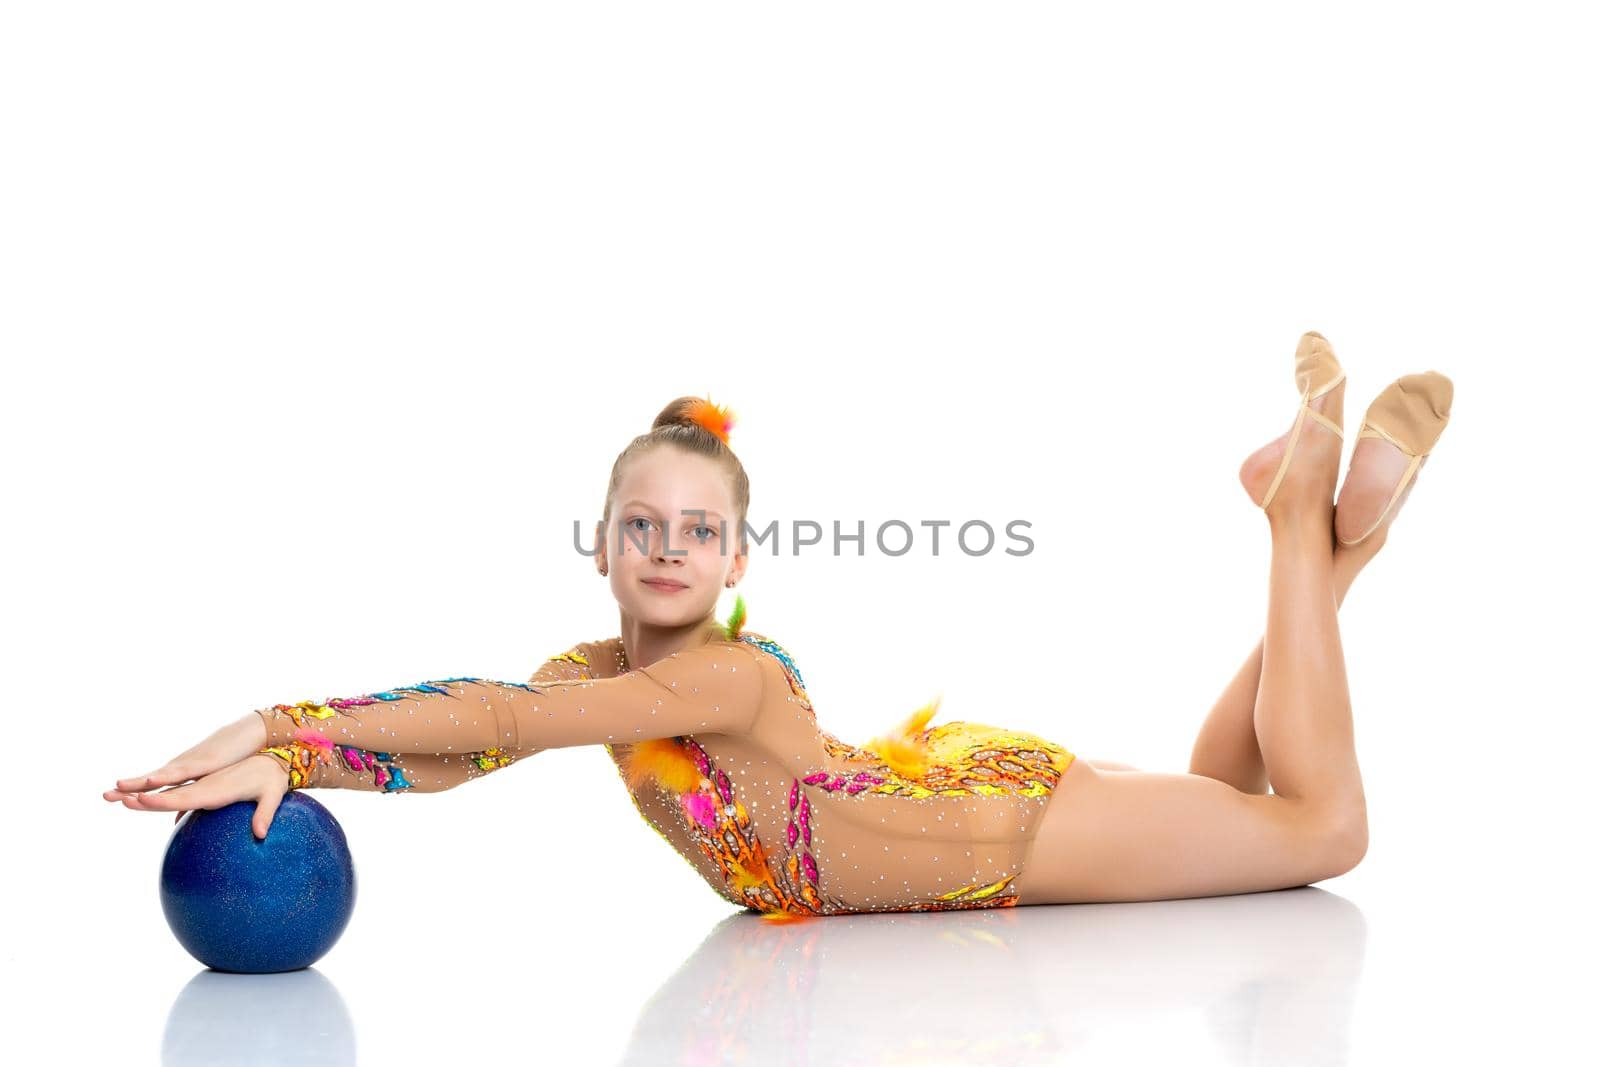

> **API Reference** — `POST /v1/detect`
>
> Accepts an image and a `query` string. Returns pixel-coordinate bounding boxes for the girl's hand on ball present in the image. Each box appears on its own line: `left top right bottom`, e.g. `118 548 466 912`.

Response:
105 712 270 802
113 754 291 840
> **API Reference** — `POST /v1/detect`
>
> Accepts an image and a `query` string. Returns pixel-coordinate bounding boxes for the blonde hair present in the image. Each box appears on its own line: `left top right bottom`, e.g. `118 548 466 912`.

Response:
600 396 751 536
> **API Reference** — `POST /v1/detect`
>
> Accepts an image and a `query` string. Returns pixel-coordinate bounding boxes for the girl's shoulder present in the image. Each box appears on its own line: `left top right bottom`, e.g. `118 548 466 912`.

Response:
730 630 812 706
730 628 799 668
535 635 627 681
583 636 629 678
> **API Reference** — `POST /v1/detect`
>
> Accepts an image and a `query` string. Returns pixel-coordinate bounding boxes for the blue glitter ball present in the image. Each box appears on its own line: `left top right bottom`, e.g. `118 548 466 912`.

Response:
159 793 357 973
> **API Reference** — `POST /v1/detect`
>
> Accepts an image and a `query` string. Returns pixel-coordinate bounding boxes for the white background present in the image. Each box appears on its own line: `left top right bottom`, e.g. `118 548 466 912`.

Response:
4 3 1595 1065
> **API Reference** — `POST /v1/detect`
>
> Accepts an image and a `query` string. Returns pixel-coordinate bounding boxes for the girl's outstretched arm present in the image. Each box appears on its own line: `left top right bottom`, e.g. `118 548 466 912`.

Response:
256 640 762 790
257 639 617 792
257 743 525 793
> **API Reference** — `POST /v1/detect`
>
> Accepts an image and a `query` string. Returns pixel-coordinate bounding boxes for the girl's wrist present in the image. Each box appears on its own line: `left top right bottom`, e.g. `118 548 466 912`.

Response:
257 747 307 790
244 710 269 749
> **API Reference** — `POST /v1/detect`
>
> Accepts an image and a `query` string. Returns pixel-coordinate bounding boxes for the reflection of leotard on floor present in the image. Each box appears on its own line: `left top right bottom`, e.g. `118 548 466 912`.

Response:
257 606 1075 917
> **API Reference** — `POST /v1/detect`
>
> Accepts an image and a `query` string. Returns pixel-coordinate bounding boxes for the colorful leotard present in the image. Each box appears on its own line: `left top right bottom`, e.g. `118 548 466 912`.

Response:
256 618 1075 917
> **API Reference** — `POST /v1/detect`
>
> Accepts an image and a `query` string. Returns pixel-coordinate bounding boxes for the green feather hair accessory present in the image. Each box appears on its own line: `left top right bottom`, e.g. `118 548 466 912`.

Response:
723 592 747 640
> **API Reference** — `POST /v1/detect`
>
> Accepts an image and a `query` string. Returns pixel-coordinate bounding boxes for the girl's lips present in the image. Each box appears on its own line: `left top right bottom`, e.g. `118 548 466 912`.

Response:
641 578 688 592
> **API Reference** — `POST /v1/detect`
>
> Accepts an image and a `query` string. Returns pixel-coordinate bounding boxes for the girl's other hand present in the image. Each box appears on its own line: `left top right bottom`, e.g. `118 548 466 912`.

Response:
105 712 270 802
109 754 292 839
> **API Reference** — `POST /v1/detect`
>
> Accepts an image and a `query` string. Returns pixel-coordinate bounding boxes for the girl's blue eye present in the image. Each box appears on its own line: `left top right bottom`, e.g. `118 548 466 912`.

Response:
625 516 714 541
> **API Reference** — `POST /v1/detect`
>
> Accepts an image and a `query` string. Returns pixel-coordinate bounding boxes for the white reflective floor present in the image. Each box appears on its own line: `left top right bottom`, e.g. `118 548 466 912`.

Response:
12 814 1588 1066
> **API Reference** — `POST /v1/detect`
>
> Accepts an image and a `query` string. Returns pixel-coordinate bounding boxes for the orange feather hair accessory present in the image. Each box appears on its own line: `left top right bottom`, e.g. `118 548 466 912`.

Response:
684 396 737 445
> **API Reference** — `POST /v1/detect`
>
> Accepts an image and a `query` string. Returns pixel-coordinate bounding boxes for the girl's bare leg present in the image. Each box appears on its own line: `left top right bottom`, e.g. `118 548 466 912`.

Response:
1186 412 1434 793
1187 533 1384 793
1253 507 1363 811
1019 373 1368 903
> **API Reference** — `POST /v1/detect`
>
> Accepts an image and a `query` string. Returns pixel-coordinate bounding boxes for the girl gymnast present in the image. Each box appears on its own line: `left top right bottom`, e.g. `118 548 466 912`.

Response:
104 333 1454 916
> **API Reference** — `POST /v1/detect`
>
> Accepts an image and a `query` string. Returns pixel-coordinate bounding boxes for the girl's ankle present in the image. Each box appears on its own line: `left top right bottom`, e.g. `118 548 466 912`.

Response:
1267 508 1334 543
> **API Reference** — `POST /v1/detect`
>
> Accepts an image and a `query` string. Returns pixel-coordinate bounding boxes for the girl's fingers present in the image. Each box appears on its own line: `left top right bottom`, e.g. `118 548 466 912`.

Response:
252 793 283 841
115 772 170 791
115 769 190 793
114 760 263 822
115 792 190 823
126 778 217 812
127 789 188 811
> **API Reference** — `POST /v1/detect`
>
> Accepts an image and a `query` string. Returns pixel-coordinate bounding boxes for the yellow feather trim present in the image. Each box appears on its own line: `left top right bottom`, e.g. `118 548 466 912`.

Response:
866 695 942 779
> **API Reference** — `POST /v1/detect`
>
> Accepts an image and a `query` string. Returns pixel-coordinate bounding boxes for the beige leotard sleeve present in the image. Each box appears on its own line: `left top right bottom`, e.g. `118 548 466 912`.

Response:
254 639 761 792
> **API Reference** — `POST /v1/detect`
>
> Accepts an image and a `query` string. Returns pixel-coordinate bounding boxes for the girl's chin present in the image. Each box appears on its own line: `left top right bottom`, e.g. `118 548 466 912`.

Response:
624 598 710 627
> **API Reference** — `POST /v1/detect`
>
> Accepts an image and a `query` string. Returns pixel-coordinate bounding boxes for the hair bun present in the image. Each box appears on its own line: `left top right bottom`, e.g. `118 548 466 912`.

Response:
656 395 737 446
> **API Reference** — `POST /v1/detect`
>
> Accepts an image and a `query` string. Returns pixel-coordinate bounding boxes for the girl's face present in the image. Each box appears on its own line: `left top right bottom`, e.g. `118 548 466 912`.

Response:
599 447 746 628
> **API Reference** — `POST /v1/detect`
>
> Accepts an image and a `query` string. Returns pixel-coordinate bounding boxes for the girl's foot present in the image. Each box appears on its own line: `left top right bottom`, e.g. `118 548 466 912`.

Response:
1239 334 1346 517
1333 440 1421 548
1333 372 1454 546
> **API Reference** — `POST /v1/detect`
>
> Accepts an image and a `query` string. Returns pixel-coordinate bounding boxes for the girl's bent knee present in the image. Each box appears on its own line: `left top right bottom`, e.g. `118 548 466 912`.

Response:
1278 793 1367 879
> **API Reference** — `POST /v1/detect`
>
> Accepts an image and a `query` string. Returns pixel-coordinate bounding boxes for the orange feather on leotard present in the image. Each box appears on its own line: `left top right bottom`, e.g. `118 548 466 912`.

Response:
615 738 702 793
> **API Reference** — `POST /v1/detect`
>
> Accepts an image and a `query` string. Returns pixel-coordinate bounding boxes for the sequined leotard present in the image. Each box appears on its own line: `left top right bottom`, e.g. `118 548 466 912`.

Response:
256 625 1076 916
